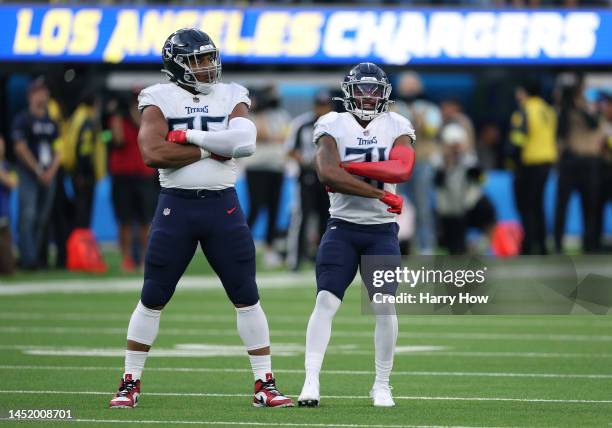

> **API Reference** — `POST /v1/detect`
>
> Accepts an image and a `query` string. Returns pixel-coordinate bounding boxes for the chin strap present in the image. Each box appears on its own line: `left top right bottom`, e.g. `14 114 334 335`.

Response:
341 144 415 184
161 69 214 94
161 69 173 80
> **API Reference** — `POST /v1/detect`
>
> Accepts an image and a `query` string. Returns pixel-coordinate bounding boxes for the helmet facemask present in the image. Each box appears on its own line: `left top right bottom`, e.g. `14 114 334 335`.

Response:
173 46 222 94
341 79 392 121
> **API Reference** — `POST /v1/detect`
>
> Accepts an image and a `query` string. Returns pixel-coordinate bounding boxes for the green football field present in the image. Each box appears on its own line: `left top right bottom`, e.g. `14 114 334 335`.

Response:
1 264 611 427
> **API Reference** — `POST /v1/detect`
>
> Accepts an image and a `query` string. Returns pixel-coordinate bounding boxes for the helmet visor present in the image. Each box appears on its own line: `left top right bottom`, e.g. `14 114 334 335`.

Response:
353 83 383 98
347 81 388 114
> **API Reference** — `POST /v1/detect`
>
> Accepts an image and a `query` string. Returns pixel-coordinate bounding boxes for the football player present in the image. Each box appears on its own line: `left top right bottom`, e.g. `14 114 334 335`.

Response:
109 28 293 409
297 63 415 408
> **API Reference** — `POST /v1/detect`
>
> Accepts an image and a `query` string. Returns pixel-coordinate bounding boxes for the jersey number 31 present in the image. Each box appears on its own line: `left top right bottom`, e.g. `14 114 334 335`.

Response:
345 147 386 189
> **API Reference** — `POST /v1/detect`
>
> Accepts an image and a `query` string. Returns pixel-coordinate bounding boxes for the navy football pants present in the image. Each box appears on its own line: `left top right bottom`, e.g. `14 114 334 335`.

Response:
141 187 259 308
316 218 400 300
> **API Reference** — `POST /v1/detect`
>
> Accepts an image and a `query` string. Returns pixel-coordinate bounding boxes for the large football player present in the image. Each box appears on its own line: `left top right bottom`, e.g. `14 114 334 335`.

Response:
298 63 415 407
109 28 293 409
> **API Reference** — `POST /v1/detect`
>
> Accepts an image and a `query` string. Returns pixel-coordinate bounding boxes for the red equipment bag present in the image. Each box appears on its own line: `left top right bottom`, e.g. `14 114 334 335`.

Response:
67 228 107 273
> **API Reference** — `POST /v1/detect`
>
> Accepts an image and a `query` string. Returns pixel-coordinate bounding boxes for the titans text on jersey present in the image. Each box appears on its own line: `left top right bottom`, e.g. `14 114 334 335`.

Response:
313 110 415 225
138 81 250 190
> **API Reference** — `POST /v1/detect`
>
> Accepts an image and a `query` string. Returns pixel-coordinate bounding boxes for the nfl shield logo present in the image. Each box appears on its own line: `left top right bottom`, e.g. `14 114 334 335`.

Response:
363 130 369 136
163 208 171 216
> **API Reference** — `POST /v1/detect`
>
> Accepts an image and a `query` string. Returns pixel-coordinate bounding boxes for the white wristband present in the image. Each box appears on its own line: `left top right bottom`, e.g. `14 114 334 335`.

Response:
200 148 211 160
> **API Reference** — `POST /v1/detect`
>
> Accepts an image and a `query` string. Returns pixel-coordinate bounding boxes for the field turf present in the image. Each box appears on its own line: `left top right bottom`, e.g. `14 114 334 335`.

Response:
0 261 611 427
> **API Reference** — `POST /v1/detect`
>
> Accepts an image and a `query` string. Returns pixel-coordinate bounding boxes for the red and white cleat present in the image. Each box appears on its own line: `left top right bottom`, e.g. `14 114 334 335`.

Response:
252 373 294 408
109 374 141 408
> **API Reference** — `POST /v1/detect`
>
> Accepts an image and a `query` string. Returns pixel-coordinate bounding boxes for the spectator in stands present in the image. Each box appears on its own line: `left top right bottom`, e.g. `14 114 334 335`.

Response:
243 85 291 267
554 79 604 254
435 124 496 254
108 91 158 272
596 91 612 250
285 89 332 271
509 79 558 255
440 97 476 154
476 120 503 170
391 72 442 254
66 92 106 229
47 92 72 269
11 78 61 269
0 135 17 275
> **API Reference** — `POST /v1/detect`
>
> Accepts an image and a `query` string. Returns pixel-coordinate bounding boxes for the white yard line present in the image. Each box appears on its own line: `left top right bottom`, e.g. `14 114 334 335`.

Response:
420 351 612 359
0 273 316 296
1 312 611 328
0 418 515 428
0 344 439 358
0 344 608 359
0 325 610 342
1 364 612 380
0 390 610 404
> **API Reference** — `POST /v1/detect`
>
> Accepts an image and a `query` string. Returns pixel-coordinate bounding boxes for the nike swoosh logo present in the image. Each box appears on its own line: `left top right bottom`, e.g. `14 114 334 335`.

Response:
227 207 237 215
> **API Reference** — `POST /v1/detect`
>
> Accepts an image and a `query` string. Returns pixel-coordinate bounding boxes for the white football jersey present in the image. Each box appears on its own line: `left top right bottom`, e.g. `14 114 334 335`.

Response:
313 111 415 225
138 82 250 190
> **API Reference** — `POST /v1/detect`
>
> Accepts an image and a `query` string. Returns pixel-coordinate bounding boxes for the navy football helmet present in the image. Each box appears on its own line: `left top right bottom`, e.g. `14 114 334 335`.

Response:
336 63 392 121
161 28 221 94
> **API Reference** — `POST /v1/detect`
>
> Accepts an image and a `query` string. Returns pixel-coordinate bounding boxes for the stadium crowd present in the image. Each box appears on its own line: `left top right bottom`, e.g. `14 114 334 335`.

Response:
0 72 611 275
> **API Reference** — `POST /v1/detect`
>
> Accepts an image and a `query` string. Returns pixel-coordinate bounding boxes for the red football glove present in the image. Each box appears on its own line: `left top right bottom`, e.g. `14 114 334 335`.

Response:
166 130 188 144
166 130 231 161
324 185 335 193
380 191 403 214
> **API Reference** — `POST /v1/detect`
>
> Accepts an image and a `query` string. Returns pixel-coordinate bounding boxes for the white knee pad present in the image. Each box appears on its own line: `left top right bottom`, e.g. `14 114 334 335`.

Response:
314 290 342 318
236 301 270 351
126 301 162 346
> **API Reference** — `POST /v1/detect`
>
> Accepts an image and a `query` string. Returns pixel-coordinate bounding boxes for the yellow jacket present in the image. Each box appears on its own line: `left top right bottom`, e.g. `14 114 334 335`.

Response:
65 104 106 180
48 98 66 165
510 97 558 165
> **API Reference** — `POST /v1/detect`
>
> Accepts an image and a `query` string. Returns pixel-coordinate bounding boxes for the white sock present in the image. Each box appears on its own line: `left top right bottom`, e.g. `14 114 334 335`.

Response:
304 291 341 380
124 301 161 380
374 314 398 386
236 301 272 381
124 350 147 380
248 354 272 381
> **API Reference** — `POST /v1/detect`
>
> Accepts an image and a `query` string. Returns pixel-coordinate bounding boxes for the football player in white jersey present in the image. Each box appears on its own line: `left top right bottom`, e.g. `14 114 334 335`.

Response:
298 63 416 408
109 28 293 409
